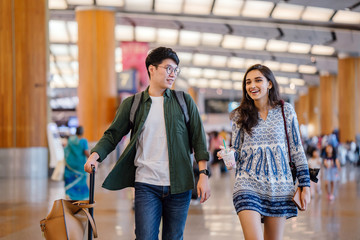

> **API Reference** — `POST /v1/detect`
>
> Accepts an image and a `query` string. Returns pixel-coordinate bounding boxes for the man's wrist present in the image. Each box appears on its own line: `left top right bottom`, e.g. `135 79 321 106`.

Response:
199 169 210 176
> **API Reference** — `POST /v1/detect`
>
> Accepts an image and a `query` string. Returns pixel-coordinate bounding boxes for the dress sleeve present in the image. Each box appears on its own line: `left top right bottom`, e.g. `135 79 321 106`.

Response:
284 103 310 187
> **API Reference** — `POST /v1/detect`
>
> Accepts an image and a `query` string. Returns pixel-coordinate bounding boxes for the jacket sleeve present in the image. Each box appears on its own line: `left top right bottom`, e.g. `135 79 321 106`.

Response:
184 93 209 162
91 96 133 162
285 103 310 187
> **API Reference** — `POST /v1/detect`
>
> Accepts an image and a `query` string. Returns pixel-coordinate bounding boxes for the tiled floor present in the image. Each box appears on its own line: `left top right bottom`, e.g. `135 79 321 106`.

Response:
1 162 359 240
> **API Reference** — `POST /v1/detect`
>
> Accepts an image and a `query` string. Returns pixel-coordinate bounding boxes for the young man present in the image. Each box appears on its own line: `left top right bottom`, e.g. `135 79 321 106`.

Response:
84 47 211 240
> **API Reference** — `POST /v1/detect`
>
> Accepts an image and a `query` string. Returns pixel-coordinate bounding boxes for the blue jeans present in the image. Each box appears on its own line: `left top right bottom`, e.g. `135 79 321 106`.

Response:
134 182 191 240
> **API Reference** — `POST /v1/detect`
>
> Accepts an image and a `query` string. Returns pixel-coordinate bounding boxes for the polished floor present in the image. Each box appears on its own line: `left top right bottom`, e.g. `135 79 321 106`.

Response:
1 161 360 240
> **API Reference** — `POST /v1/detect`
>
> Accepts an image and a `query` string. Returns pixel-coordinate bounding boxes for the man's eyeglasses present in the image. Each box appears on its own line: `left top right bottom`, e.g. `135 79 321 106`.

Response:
157 65 181 76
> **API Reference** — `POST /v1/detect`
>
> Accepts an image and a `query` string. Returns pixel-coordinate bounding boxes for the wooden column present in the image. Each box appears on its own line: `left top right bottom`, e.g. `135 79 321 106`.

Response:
0 0 47 148
308 86 320 137
76 7 116 141
320 74 338 135
295 94 309 127
338 57 360 143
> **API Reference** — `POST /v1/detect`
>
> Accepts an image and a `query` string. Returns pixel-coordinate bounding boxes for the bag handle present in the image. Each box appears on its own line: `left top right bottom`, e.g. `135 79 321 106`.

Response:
280 100 292 165
79 207 98 238
73 200 95 209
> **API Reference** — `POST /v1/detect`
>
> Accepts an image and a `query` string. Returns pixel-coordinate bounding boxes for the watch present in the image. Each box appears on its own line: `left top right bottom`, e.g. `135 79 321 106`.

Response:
199 169 210 176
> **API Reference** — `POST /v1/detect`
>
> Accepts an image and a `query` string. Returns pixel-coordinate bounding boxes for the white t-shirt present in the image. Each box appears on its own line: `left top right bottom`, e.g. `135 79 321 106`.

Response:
134 96 170 186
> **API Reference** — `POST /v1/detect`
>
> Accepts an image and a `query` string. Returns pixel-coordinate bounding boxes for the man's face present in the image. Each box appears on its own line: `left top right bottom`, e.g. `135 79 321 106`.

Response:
149 58 178 90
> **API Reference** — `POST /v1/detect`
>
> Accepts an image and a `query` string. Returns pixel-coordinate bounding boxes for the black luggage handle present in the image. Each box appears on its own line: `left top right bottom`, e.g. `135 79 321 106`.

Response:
88 165 96 240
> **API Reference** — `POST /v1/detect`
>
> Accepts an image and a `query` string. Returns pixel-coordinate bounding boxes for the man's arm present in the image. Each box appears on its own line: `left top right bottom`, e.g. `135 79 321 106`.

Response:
197 160 211 203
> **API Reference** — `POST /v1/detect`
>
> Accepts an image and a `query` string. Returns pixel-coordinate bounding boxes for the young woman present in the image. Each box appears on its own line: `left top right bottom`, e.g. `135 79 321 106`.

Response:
323 144 341 200
219 64 311 240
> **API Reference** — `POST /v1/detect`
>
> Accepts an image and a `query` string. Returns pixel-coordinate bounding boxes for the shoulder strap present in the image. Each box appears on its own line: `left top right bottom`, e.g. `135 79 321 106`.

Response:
129 92 143 129
173 90 189 124
280 100 293 165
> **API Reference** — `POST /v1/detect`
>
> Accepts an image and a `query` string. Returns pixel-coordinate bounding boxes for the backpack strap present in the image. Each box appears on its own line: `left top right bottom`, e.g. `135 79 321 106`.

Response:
172 90 193 153
129 91 143 130
173 90 189 124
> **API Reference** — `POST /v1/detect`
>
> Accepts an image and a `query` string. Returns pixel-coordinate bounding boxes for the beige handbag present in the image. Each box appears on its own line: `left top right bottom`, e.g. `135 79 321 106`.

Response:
40 199 98 239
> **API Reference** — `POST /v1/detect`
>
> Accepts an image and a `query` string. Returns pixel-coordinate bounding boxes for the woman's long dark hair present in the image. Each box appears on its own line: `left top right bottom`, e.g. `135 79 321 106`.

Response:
230 64 281 135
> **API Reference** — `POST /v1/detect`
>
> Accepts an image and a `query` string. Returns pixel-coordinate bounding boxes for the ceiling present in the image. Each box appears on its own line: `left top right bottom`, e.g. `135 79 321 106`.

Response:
48 0 360 102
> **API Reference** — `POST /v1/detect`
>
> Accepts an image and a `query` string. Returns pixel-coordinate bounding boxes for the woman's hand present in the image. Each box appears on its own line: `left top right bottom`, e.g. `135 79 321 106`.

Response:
299 186 311 211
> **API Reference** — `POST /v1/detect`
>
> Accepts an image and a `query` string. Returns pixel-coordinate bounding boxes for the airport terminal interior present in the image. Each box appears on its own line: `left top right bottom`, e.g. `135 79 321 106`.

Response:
1 0 360 239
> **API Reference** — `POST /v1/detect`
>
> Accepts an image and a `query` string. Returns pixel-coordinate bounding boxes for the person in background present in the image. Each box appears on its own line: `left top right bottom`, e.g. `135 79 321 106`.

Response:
323 144 341 201
84 47 210 240
308 147 322 198
219 64 311 240
64 126 90 200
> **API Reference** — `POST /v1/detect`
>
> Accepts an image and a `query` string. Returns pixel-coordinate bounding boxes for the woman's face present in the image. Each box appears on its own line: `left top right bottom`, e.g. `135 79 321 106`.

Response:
245 70 272 102
325 145 333 155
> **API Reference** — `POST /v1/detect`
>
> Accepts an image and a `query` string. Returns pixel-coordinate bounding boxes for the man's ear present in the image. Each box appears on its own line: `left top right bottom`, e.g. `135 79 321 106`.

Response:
148 65 155 76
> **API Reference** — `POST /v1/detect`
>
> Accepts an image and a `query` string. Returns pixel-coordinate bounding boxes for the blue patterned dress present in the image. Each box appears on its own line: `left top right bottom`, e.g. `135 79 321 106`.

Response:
232 102 310 218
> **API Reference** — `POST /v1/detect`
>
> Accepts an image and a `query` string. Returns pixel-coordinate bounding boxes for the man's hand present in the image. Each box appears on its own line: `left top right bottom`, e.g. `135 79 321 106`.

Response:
197 174 211 203
84 152 99 173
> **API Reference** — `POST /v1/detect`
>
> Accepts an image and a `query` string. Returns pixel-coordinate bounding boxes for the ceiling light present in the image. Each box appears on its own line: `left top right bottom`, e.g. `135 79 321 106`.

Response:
49 0 67 9
217 71 231 80
272 3 304 20
280 63 297 72
266 39 288 52
188 68 203 78
227 57 245 69
67 0 92 4
298 65 317 74
263 61 280 71
188 78 197 86
244 37 267 51
288 42 311 54
221 35 244 49
157 28 178 45
209 79 222 89
49 20 70 43
115 25 134 41
124 0 152 11
241 1 274 18
67 21 78 43
97 0 124 7
311 45 335 55
301 6 334 22
50 44 69 55
276 76 289 85
203 69 217 78
155 0 182 13
332 10 360 24
213 0 243 16
290 78 305 86
177 52 193 64
211 55 227 67
135 26 156 42
197 78 209 88
179 30 201 46
201 33 223 46
223 81 233 89
184 0 213 15
69 45 78 59
193 54 210 66
233 82 242 90
231 72 244 81
245 59 262 68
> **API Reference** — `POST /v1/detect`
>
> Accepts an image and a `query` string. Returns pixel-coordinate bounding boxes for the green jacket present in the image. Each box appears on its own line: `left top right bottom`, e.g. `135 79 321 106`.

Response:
91 87 209 194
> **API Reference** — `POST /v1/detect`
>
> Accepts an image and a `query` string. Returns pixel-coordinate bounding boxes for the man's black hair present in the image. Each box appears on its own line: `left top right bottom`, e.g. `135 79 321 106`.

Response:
145 47 179 77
